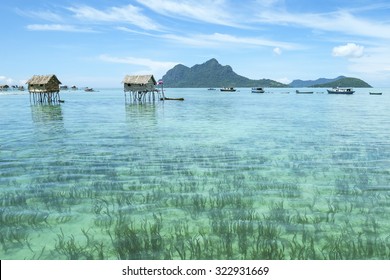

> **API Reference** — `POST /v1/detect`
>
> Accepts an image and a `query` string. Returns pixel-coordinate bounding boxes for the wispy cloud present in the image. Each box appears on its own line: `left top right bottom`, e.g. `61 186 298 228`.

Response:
162 32 300 50
115 26 157 36
255 9 390 39
19 4 161 33
115 26 300 51
136 0 246 28
26 24 94 32
15 8 64 22
98 54 178 76
67 4 161 31
254 0 284 8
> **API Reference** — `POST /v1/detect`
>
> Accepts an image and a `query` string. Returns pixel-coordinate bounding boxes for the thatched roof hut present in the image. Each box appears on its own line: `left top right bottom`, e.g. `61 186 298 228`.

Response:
122 75 156 92
26 75 62 103
26 75 62 93
0 85 10 91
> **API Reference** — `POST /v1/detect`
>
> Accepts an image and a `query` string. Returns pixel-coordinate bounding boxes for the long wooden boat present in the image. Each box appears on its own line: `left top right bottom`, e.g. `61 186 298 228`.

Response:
327 87 354 94
160 97 184 101
369 92 382 95
296 90 313 94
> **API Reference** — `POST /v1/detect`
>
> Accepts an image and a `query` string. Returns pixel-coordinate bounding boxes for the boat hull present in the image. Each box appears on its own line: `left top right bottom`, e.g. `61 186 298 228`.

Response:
160 97 184 101
327 90 354 94
252 87 264 93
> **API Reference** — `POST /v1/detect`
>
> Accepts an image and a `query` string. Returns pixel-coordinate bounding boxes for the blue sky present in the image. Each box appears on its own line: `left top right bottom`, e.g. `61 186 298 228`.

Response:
1 0 390 87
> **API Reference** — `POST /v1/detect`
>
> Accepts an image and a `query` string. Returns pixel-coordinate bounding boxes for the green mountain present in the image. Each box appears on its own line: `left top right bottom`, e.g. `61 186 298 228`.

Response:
161 58 287 88
311 77 372 88
161 58 372 88
289 76 346 87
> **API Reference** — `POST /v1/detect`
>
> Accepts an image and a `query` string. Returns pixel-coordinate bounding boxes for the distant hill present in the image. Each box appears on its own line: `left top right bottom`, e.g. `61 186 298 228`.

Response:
289 76 346 87
290 76 371 88
311 77 372 88
161 58 287 88
161 58 372 88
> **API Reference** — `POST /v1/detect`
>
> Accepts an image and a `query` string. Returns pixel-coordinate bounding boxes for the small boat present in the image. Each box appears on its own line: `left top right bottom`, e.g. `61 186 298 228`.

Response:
327 87 354 94
220 87 236 92
252 87 265 93
208 88 216 91
160 97 184 101
84 87 94 92
369 92 382 95
296 90 313 94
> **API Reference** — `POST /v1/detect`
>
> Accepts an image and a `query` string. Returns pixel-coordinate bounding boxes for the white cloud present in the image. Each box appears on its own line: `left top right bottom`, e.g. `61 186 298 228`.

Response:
332 43 364 58
136 0 245 28
26 24 94 32
344 46 390 86
98 55 178 77
275 77 291 84
119 30 300 50
161 34 218 47
116 27 156 36
162 32 300 50
15 8 64 22
255 9 390 39
0 76 14 84
67 5 161 31
255 0 283 8
273 47 282 55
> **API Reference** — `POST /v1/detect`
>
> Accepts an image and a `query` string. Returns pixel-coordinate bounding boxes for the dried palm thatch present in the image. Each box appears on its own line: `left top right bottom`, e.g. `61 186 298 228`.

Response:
26 75 62 93
122 75 156 92
122 75 156 85
26 74 62 103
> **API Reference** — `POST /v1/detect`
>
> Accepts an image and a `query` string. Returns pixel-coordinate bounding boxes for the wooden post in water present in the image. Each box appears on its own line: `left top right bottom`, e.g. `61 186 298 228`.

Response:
26 75 62 104
122 74 159 104
157 79 165 100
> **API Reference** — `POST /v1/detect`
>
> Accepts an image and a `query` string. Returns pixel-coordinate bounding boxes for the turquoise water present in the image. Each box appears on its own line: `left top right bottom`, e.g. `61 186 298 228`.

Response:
1 88 390 259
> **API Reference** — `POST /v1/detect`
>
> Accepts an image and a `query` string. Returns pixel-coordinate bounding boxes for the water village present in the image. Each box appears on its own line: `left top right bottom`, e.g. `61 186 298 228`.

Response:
0 59 381 103
1 73 381 105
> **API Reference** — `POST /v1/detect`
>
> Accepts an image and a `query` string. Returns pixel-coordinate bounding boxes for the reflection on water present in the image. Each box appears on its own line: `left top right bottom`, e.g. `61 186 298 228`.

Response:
1 88 390 260
30 104 63 123
125 102 160 128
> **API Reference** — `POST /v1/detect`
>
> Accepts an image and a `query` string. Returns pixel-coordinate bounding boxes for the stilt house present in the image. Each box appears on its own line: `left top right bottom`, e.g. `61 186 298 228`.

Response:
26 75 62 103
122 74 161 102
0 85 9 91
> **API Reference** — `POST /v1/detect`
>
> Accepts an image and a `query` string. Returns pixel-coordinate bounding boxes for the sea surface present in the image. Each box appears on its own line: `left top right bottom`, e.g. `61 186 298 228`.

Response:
1 87 390 260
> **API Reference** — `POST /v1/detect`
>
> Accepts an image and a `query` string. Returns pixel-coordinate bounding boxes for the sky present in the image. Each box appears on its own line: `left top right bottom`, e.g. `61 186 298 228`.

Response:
1 0 390 87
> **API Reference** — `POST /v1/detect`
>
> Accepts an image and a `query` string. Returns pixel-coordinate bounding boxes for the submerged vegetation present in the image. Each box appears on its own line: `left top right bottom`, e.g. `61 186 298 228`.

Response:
1 90 390 260
1 143 390 260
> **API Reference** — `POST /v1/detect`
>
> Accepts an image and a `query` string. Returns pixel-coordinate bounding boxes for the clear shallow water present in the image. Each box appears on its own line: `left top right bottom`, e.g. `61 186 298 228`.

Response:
1 88 390 259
